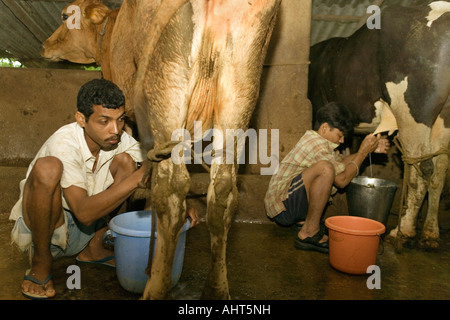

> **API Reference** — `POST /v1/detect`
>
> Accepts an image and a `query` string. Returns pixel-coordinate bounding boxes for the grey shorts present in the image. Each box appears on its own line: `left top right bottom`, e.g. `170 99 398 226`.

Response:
11 209 104 259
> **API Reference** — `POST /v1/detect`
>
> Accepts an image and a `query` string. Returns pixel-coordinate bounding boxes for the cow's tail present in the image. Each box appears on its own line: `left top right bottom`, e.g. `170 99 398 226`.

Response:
132 0 189 152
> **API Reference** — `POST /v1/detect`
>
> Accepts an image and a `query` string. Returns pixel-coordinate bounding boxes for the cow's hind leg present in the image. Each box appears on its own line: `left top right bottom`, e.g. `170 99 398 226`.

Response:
420 153 447 248
141 160 190 299
201 162 238 300
420 118 450 248
388 157 429 245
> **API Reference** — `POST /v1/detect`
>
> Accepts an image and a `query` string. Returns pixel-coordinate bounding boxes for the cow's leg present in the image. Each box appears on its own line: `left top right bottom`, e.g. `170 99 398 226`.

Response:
192 0 279 299
201 160 238 300
389 165 428 240
385 77 431 242
135 2 194 299
420 153 447 247
141 159 190 300
420 117 450 248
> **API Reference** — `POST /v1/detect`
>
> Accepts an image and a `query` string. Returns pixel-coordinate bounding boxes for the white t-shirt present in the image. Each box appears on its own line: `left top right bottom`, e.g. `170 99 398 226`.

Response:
9 122 145 221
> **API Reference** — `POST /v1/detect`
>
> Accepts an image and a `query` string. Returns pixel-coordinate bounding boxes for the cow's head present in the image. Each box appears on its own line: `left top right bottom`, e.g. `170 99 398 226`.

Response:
42 0 110 64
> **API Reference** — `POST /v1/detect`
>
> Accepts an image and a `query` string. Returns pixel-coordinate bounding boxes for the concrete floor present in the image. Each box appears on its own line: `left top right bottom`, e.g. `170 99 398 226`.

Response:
1 205 449 301
0 166 449 301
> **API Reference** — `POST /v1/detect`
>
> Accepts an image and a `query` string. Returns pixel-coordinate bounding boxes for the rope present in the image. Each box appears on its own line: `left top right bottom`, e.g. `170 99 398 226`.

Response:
394 137 449 177
392 136 449 253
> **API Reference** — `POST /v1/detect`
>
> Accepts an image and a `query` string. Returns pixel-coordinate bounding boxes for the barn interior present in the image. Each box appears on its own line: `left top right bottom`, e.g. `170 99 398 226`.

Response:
0 0 449 301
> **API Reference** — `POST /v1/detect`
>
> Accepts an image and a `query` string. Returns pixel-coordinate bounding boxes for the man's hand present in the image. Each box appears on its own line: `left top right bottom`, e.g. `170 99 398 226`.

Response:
359 134 389 155
136 161 151 189
186 207 199 228
374 134 390 154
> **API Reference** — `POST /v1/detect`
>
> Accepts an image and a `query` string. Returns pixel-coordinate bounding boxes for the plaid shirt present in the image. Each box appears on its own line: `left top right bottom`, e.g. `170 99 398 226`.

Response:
264 130 346 218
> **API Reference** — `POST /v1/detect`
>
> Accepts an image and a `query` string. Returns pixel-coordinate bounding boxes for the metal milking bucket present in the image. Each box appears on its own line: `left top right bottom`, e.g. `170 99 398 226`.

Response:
346 176 398 227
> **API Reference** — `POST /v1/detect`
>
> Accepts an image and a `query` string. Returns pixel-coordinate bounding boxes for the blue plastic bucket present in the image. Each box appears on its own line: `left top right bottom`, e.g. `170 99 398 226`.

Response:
109 210 190 294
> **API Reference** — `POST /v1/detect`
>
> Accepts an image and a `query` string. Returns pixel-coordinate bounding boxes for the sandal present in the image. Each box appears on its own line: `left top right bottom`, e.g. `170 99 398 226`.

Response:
22 272 54 300
294 232 329 253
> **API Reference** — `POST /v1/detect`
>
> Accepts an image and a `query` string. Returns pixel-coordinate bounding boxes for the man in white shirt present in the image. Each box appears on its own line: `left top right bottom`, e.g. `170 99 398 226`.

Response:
10 79 148 299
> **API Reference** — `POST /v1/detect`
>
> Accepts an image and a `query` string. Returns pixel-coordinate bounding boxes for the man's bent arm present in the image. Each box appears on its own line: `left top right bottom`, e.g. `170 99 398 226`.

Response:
63 166 147 226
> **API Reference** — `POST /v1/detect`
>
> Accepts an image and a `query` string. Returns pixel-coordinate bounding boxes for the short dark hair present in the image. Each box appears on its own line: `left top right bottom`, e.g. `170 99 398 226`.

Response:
313 102 354 138
77 79 125 121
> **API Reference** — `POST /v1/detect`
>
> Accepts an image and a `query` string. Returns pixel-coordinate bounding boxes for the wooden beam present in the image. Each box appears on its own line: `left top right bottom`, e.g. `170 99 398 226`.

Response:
312 14 361 23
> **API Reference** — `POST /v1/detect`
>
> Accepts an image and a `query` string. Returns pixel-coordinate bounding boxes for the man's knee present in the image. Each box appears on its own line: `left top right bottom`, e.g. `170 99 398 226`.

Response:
29 157 63 188
316 160 335 178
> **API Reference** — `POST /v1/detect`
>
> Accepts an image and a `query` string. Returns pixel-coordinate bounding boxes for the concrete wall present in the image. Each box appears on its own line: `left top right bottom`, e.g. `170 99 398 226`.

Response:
0 68 101 213
0 68 101 166
249 0 312 175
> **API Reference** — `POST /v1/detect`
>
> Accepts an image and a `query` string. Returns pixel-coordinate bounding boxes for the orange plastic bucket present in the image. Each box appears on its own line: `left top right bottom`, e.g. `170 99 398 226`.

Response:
325 216 385 274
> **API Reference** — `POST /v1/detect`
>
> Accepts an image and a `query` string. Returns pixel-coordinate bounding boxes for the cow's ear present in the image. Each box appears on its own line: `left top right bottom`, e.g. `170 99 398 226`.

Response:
84 3 109 25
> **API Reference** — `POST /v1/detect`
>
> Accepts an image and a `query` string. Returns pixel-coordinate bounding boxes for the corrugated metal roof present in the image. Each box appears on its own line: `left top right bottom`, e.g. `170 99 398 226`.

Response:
0 0 443 68
311 0 435 45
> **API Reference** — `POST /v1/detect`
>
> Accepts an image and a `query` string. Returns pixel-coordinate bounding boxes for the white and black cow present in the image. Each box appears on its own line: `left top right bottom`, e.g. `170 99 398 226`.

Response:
308 1 450 248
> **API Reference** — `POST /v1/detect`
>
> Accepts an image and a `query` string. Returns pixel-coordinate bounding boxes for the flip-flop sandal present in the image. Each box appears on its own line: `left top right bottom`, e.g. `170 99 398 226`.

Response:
75 255 116 268
294 232 329 253
22 272 54 300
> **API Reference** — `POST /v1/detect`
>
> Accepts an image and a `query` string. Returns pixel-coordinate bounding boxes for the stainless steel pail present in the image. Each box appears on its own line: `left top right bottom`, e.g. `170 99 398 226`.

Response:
346 176 397 226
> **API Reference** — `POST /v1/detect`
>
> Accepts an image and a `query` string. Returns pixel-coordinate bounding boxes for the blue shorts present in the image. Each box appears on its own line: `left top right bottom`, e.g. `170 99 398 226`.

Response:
11 208 105 259
273 173 309 227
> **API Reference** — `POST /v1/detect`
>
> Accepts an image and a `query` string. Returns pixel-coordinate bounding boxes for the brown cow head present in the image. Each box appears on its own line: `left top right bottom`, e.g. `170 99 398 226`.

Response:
42 0 110 64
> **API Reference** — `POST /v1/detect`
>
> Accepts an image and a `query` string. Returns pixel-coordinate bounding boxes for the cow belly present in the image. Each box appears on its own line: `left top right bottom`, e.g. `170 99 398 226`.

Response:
386 77 432 149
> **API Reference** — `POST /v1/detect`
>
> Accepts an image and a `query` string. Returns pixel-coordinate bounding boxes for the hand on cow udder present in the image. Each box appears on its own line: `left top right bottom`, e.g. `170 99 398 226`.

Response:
374 134 390 154
360 134 388 155
186 207 199 228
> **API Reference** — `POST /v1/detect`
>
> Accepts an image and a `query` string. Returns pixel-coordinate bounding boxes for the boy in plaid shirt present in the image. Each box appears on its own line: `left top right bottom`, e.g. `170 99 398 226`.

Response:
265 102 389 253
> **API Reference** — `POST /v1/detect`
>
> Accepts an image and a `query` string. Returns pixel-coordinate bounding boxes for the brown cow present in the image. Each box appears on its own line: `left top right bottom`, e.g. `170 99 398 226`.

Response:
42 0 117 79
42 0 281 299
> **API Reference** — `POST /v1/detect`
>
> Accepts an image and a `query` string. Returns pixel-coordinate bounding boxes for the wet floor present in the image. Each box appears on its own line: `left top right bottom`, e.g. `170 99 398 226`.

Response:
1 205 449 301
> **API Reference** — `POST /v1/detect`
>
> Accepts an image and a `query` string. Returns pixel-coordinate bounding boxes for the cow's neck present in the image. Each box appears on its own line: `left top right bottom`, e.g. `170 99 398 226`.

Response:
96 9 118 80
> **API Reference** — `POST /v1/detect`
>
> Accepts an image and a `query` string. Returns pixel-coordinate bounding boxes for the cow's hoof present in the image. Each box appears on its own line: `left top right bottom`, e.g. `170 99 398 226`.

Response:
201 285 231 300
385 233 415 251
418 237 440 249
